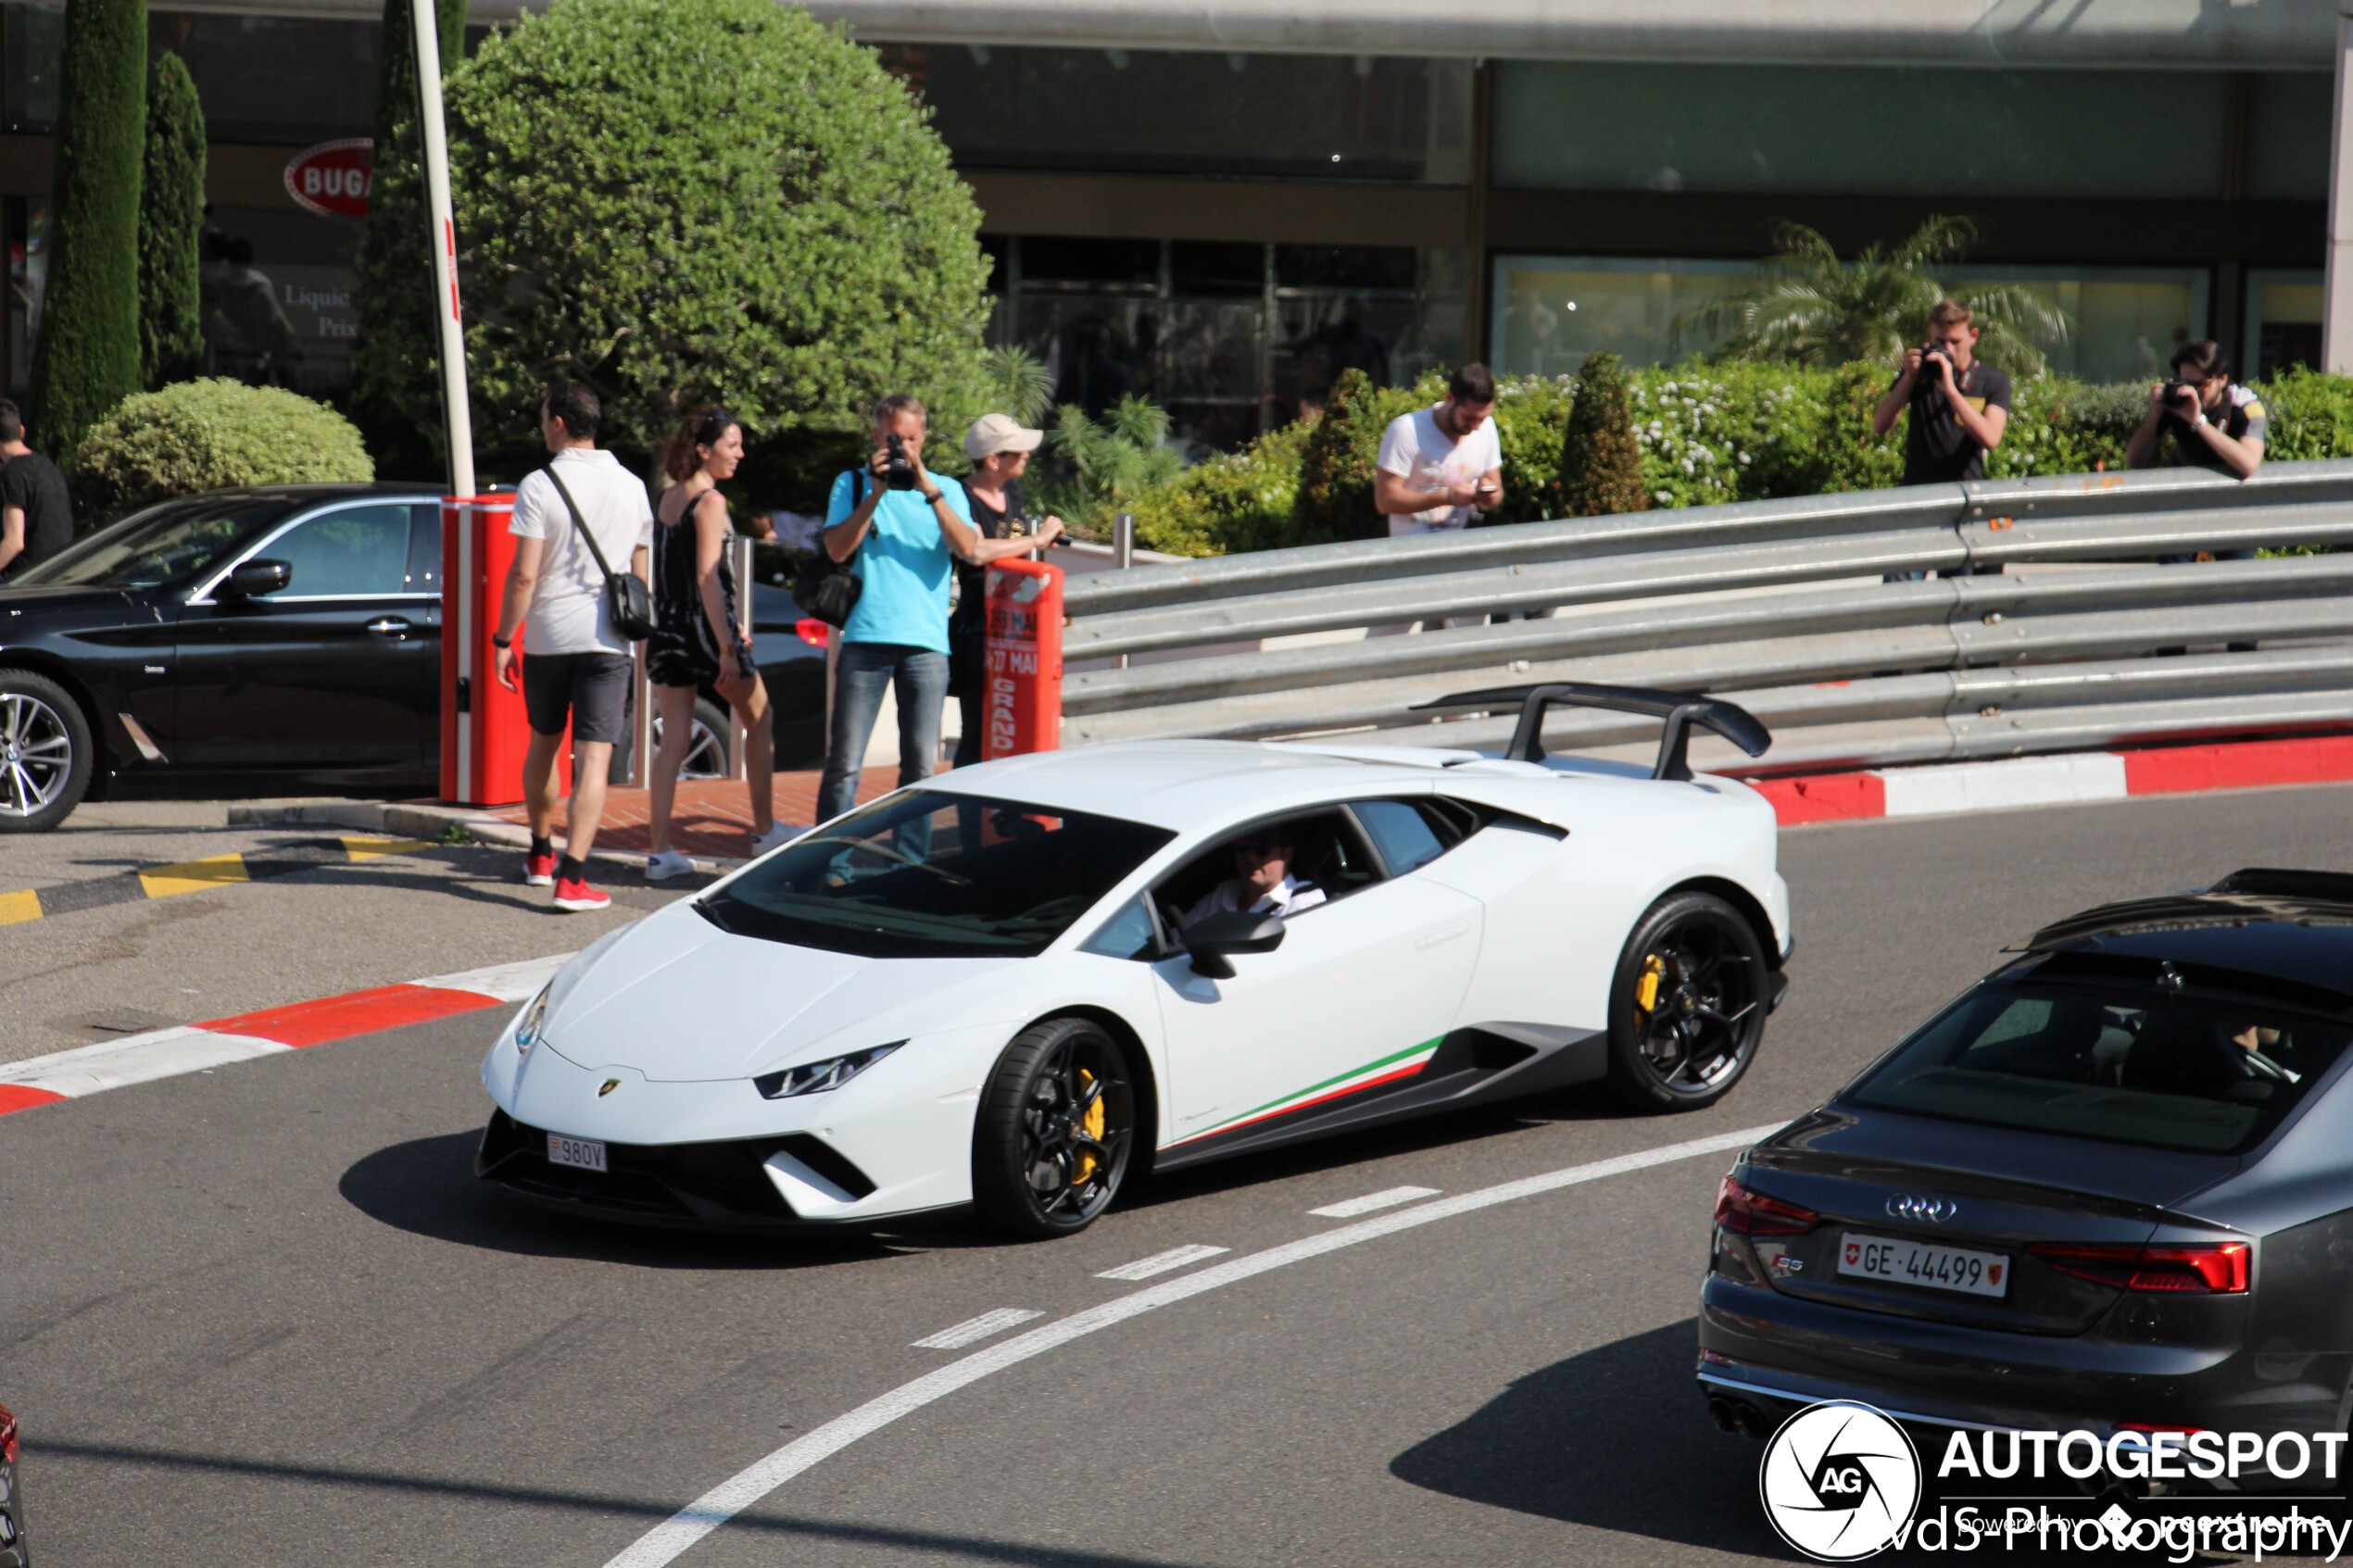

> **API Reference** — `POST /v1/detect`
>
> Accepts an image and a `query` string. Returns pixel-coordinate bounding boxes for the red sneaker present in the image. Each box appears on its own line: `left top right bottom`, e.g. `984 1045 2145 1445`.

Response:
552 874 610 912
523 850 557 886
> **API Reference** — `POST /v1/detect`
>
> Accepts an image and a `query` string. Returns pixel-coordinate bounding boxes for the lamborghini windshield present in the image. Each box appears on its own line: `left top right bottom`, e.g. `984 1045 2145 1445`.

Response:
698 791 1173 959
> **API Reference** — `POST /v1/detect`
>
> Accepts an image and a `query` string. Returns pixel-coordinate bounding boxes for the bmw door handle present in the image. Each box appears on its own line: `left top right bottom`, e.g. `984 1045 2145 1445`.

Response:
366 617 412 635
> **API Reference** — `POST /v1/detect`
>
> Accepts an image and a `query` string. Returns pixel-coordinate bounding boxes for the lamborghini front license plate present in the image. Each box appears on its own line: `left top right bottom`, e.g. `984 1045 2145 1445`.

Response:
1837 1232 2008 1298
547 1133 608 1173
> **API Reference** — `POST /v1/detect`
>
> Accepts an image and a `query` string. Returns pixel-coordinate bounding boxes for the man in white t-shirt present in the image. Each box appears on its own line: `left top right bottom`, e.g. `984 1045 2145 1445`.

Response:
490 383 653 912
1375 363 1504 538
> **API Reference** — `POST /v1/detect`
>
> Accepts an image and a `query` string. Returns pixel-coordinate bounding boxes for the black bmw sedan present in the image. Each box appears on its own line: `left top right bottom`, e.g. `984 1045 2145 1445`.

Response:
1700 868 2353 1474
0 485 826 832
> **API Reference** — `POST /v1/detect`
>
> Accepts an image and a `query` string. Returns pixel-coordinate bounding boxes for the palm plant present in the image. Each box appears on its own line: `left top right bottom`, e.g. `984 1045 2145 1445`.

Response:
980 345 1056 427
1676 216 2072 379
1051 395 1183 520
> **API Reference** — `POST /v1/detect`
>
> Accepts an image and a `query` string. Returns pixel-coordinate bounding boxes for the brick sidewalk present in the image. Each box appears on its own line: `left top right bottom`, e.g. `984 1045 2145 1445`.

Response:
480 770 895 860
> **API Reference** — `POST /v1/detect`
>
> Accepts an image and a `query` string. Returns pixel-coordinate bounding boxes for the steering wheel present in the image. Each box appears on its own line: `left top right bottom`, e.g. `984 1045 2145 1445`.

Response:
794 834 973 885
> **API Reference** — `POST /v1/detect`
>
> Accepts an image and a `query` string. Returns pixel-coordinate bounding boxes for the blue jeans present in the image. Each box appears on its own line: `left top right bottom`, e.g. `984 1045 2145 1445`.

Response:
817 642 949 824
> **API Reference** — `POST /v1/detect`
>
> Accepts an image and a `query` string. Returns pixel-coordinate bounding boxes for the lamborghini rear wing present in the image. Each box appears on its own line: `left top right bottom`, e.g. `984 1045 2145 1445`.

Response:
1411 683 1772 782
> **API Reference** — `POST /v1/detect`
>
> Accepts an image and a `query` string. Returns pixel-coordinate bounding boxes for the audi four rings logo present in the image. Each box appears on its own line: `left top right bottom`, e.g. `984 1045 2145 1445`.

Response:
1886 1193 1957 1224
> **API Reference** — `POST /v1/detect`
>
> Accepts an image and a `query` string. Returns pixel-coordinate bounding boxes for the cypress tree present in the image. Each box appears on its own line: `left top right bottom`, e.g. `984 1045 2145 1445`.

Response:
31 0 147 461
1556 351 1649 517
349 0 468 482
138 50 205 390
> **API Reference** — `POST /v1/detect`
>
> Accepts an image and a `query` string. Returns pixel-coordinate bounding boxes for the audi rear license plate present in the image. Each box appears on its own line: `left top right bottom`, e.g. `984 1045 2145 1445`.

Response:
1838 1233 2009 1298
547 1133 608 1173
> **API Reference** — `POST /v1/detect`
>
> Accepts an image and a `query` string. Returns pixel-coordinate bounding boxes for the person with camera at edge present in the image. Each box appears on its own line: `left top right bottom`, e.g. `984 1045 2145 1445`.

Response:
1870 300 2012 582
815 395 1058 827
2126 340 2266 650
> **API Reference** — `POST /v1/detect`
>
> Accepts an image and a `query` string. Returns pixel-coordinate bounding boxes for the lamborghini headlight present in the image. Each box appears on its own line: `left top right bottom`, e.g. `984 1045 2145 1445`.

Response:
753 1042 902 1099
513 985 552 1058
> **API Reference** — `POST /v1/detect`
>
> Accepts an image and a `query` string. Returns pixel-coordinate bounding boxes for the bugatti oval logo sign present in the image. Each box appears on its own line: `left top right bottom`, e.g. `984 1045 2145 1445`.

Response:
283 138 373 220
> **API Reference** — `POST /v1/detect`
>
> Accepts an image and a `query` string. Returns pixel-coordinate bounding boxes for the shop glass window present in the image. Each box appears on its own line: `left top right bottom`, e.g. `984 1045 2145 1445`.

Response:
2245 270 2322 380
7 7 383 140
1492 62 2230 200
1491 257 2204 383
894 44 1471 183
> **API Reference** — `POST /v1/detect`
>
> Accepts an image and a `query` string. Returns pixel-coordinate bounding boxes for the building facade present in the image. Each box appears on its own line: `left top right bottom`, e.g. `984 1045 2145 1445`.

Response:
0 0 2334 450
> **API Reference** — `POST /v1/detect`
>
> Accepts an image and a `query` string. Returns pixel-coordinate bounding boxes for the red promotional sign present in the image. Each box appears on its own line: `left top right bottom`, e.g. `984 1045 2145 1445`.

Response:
283 138 373 220
981 558 1063 759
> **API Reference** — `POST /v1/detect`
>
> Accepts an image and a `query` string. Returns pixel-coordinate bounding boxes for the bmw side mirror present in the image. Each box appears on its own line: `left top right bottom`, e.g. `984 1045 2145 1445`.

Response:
219 558 291 599
1183 909 1285 979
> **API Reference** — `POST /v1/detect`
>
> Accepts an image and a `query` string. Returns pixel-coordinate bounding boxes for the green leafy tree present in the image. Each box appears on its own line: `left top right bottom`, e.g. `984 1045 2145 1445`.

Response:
1677 217 2071 381
31 0 145 460
1289 369 1419 546
70 378 372 523
1555 351 1648 517
360 0 989 475
138 50 205 390
349 0 468 482
981 345 1056 427
1049 395 1181 525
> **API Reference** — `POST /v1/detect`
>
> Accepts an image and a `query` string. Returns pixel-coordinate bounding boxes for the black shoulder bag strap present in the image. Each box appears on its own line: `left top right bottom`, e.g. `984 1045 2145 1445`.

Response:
545 462 656 641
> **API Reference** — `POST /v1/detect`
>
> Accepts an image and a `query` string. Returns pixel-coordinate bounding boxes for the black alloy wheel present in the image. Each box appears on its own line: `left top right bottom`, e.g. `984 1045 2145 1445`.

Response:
1604 890 1768 1111
649 697 733 782
972 1018 1136 1238
0 668 93 834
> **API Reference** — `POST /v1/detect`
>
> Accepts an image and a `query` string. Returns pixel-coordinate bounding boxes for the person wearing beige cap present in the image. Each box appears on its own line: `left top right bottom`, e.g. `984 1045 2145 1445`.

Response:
951 414 1064 765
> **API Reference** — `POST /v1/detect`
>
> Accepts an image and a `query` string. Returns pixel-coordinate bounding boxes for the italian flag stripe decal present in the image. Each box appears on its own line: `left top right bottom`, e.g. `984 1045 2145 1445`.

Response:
1171 1037 1442 1147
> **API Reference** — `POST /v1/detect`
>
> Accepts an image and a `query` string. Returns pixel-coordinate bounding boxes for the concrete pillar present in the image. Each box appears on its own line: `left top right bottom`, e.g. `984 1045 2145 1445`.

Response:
2324 6 2353 371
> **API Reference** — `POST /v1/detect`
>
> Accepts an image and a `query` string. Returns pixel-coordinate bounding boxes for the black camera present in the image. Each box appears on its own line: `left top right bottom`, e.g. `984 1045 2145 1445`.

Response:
1918 346 1949 378
2161 379 2196 408
882 433 920 492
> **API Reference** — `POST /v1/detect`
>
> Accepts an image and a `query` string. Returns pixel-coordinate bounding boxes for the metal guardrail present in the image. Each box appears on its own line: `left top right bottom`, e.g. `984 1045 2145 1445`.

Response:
1058 459 2353 773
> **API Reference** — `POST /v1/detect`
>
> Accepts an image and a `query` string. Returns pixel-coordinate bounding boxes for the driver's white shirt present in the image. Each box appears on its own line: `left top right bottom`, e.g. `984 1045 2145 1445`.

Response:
1183 873 1327 928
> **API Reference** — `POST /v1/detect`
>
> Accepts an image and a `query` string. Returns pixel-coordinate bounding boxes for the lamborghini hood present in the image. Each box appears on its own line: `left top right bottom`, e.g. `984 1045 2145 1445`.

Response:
536 903 1018 1083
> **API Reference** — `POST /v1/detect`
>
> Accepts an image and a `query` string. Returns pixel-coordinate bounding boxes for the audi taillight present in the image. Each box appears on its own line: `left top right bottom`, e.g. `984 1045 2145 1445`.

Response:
1716 1176 1819 1236
2029 1241 2249 1294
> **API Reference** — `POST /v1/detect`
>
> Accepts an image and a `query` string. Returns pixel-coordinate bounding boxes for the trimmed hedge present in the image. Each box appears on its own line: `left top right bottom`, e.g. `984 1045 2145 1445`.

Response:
71 378 373 523
138 50 205 389
1126 363 2353 557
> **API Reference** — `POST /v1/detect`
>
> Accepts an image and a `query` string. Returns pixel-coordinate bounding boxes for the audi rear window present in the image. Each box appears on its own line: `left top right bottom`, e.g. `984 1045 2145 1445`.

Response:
1843 982 2352 1155
698 791 1172 960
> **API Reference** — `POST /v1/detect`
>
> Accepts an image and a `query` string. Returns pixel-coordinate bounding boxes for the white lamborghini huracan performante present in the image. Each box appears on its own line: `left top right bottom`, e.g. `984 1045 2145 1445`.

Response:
476 684 1793 1238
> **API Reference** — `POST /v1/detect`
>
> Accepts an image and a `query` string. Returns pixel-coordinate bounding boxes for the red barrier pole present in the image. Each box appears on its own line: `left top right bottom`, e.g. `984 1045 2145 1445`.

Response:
981 558 1063 759
439 495 543 805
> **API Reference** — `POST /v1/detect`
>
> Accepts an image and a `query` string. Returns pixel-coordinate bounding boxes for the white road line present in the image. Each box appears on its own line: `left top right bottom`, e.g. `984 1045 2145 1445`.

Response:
909 1309 1043 1350
414 952 574 1001
1095 1244 1229 1282
0 1027 290 1098
601 1121 1780 1568
1309 1185 1441 1219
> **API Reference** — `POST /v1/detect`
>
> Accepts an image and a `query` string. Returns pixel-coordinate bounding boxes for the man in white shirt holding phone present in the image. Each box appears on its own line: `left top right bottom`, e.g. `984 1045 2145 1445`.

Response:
1375 363 1504 537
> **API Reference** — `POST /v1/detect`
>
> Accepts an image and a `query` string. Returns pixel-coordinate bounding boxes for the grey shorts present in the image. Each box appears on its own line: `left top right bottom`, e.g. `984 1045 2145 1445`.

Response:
522 651 631 744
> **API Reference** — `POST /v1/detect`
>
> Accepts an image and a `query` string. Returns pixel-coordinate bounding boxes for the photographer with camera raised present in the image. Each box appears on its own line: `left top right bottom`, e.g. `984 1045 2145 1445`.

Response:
2125 340 2265 482
814 394 1059 827
1871 300 2012 487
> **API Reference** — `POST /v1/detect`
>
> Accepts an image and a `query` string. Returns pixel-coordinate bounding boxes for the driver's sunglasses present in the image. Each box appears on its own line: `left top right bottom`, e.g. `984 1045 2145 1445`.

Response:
1231 838 1284 855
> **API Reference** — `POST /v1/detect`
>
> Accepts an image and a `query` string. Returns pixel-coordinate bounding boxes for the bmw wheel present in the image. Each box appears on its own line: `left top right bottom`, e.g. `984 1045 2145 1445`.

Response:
1604 890 1768 1112
973 1018 1136 1238
0 669 93 834
649 697 732 781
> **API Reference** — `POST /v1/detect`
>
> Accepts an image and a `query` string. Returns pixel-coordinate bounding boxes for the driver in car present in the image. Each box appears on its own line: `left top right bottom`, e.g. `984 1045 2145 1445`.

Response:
1182 829 1327 927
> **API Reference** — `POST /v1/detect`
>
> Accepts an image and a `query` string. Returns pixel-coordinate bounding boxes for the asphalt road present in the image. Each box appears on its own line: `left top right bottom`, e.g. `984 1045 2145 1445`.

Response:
6 783 2352 1567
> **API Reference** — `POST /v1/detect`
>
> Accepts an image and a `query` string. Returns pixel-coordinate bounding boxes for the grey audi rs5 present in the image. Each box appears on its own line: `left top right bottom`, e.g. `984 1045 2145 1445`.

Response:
1699 868 2353 1478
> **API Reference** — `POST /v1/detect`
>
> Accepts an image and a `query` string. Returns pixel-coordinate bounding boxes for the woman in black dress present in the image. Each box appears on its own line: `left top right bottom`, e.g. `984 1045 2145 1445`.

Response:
952 414 1064 766
643 411 786 879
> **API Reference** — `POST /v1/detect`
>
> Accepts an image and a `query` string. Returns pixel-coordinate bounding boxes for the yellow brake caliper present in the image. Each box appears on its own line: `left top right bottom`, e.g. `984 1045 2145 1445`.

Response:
1637 955 1665 1013
1073 1069 1105 1184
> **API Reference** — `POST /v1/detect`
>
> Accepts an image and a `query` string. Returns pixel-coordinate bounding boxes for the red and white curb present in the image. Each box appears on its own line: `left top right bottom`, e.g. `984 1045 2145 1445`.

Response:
0 952 569 1117
1749 734 2353 826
